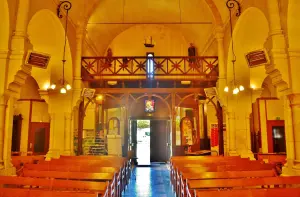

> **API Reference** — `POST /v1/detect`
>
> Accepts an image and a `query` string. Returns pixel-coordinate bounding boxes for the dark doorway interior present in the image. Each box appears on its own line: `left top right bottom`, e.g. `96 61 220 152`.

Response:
130 119 170 165
11 114 22 154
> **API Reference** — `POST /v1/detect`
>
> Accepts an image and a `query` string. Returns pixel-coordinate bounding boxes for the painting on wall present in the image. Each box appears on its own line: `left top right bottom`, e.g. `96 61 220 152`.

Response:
180 117 194 146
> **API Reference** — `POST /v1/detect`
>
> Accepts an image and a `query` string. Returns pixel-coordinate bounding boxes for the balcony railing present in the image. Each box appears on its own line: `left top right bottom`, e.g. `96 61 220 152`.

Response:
81 56 218 81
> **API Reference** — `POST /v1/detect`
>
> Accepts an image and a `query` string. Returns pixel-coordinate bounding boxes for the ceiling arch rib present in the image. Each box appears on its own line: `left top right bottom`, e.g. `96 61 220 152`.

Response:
85 0 224 56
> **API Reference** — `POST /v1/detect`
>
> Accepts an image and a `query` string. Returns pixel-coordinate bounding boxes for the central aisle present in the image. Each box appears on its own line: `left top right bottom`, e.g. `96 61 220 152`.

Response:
123 164 175 197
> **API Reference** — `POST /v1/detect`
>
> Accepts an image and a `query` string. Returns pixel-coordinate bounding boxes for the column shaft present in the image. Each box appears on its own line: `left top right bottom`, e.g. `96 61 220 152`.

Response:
228 112 237 155
64 113 72 155
0 96 8 167
289 94 300 168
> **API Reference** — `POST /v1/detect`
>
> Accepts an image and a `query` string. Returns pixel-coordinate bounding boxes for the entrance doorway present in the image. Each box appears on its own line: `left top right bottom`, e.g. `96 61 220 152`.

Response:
267 120 286 153
28 122 50 155
130 119 171 165
136 120 150 165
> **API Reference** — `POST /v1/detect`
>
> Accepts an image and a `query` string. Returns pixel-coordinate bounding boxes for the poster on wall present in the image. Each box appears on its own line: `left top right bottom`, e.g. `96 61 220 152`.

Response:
210 123 219 147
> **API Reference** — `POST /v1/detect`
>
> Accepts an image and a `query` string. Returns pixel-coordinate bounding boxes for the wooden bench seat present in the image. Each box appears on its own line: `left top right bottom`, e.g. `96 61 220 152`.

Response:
186 176 300 197
178 170 277 196
178 163 274 173
194 188 300 197
22 169 115 181
24 164 119 173
0 188 101 197
0 176 109 194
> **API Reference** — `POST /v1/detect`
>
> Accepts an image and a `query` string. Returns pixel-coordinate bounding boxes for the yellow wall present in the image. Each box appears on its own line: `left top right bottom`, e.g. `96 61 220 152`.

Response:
108 25 188 56
31 101 49 122
254 99 284 153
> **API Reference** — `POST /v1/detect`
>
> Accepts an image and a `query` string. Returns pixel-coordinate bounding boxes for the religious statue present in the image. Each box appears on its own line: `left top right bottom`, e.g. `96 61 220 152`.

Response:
188 43 196 64
180 117 194 145
106 48 113 66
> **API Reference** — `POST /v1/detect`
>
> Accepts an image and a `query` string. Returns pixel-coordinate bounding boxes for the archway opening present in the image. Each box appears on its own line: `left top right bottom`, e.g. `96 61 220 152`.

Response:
12 76 50 156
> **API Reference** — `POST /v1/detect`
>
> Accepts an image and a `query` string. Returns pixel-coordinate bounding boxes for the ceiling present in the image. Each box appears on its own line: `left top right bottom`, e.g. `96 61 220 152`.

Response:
65 0 230 56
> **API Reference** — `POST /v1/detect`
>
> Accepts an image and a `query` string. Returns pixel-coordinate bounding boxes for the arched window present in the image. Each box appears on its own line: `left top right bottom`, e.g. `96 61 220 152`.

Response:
146 53 154 79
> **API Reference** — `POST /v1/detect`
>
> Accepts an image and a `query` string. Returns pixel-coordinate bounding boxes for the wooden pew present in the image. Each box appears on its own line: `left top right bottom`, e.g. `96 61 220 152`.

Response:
178 170 277 197
42 158 129 193
171 156 241 161
0 176 110 196
178 163 274 173
23 164 120 197
172 162 274 190
186 176 300 197
58 156 132 185
12 156 45 174
22 169 115 181
0 188 101 197
24 164 119 173
194 188 300 197
170 156 247 188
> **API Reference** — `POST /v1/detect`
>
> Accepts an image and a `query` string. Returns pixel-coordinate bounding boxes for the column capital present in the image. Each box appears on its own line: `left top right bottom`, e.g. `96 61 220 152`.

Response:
0 50 9 59
215 28 224 40
39 90 49 104
0 94 10 106
49 113 55 121
288 93 300 107
64 112 72 120
288 48 300 58
251 88 264 103
227 111 235 119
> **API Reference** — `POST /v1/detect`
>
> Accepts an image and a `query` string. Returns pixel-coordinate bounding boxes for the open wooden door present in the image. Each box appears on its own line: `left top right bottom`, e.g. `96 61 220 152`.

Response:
28 122 50 155
11 114 22 155
150 120 169 162
267 120 286 153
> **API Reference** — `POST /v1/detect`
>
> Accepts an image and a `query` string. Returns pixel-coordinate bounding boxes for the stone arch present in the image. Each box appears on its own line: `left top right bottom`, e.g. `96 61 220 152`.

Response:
287 0 300 49
129 94 171 117
87 0 223 26
27 9 73 91
0 0 9 50
226 7 269 90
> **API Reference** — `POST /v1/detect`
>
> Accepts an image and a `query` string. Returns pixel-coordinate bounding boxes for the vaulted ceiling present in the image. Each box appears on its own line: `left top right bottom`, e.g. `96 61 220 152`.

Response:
65 0 230 56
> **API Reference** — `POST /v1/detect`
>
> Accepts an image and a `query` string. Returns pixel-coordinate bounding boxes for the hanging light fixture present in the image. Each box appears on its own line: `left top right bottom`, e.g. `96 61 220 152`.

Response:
49 1 72 94
224 0 244 95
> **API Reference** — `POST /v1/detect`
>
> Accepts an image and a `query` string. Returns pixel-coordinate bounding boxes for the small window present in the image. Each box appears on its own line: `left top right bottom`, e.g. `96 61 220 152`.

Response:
146 53 154 79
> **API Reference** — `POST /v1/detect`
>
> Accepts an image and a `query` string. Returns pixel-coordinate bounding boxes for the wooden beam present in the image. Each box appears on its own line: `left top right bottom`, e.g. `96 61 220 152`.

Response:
95 88 206 94
87 22 213 25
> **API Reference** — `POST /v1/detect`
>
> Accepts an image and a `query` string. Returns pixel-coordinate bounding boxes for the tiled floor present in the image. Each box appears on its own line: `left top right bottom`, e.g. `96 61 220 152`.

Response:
122 163 176 197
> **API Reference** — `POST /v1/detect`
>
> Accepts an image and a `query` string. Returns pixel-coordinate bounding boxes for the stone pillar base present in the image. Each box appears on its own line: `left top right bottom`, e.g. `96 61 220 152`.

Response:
62 150 71 156
228 150 239 156
0 166 16 176
46 149 60 160
241 150 255 160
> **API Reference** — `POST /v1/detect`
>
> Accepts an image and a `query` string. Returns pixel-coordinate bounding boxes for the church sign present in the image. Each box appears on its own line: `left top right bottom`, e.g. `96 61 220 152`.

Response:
245 49 269 68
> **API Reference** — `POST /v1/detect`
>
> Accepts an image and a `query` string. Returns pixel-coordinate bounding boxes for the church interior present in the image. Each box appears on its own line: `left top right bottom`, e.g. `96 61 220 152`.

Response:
1 0 300 196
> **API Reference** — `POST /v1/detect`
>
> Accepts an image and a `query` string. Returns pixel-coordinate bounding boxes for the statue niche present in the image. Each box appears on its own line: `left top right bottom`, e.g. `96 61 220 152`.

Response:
180 117 195 146
108 117 120 135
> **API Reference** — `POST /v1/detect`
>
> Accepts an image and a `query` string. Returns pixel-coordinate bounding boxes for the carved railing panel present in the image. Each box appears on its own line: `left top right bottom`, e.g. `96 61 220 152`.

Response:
81 56 218 81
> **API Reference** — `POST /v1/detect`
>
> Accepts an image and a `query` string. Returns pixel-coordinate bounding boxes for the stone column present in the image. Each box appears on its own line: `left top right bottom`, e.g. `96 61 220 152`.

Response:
0 51 9 94
198 101 205 139
245 113 255 159
216 27 227 105
46 113 55 160
288 94 300 174
265 0 289 89
0 95 8 169
227 111 238 155
8 0 31 84
63 112 72 155
72 25 85 108
281 93 294 175
3 97 16 174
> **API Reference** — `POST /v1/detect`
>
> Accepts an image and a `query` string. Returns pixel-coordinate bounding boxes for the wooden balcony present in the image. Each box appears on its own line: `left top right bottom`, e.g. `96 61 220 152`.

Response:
81 56 218 81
